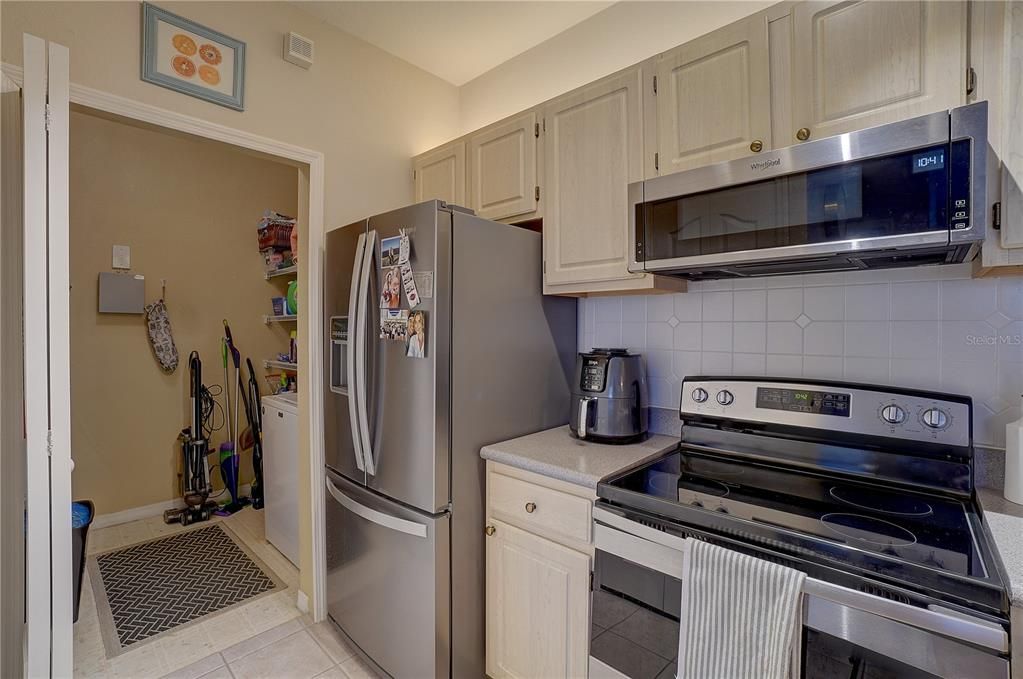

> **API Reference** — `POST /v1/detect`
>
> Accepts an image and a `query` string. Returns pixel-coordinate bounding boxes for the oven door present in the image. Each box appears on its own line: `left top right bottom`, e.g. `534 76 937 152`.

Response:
591 508 1010 679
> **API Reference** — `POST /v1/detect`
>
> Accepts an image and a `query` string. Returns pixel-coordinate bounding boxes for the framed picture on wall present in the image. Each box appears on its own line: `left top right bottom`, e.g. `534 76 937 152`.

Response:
141 3 246 111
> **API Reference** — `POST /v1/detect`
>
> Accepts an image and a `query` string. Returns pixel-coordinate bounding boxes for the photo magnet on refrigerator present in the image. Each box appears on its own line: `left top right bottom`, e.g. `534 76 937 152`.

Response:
380 309 408 341
398 229 411 265
380 236 402 267
406 310 426 358
381 266 401 309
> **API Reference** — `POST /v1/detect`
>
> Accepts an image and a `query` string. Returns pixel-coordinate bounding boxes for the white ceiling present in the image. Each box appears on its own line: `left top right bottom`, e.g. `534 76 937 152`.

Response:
295 1 614 86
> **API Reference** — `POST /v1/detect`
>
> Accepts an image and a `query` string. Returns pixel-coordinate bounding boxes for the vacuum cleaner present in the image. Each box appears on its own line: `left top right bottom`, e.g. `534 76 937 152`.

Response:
164 352 218 525
216 320 266 514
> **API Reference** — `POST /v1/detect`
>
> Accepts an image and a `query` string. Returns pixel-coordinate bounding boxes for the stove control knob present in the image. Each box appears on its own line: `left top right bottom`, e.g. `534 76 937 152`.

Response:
716 390 734 406
692 388 709 403
922 408 949 429
880 404 907 425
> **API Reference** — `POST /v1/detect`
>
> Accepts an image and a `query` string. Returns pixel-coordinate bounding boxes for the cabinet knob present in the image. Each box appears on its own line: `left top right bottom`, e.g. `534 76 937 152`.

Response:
749 139 763 153
485 525 496 536
525 502 537 514
796 127 811 142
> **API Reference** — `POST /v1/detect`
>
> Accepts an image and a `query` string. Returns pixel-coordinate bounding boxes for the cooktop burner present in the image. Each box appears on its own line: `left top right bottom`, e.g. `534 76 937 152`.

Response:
829 486 933 517
819 513 917 548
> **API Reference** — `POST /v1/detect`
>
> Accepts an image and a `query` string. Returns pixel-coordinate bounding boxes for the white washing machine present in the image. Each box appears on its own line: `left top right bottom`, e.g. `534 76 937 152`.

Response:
261 391 299 565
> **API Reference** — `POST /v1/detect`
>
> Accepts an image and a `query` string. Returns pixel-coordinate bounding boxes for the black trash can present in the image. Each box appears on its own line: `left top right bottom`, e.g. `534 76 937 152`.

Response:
72 500 94 623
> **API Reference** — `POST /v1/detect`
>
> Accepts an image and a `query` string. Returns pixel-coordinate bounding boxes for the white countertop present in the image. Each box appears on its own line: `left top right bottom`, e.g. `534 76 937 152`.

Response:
979 488 1023 607
480 425 677 489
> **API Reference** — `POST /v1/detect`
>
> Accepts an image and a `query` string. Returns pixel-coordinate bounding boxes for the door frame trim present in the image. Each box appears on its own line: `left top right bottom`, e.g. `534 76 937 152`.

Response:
1 61 330 630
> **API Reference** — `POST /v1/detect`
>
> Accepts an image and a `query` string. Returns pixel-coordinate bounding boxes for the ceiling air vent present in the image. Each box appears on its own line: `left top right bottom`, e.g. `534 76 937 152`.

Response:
284 32 313 69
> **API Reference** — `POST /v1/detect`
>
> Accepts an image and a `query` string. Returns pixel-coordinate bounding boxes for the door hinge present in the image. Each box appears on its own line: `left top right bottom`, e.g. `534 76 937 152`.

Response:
46 430 54 457
412 168 417 182
654 152 659 172
44 104 52 131
652 75 658 95
993 201 1002 230
543 118 546 133
535 186 540 202
543 260 546 274
966 67 977 96
535 122 540 138
589 571 594 591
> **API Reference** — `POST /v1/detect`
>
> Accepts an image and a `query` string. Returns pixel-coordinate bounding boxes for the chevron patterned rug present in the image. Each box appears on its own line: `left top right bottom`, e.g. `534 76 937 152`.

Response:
88 523 283 656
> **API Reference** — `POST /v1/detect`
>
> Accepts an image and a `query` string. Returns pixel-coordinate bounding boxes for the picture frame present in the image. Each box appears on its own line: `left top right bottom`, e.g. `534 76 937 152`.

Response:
141 3 246 111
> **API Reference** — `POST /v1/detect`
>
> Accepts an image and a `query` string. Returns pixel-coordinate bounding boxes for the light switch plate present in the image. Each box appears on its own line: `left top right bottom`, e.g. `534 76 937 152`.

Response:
112 244 131 270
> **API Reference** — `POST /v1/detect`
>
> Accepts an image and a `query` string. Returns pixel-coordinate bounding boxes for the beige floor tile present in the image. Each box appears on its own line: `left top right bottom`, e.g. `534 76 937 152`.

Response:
228 630 333 679
307 621 355 664
221 618 304 664
118 519 155 546
156 622 218 671
159 652 225 679
335 655 384 679
196 667 233 679
203 608 257 654
243 590 301 635
312 667 346 679
87 526 123 554
108 638 169 678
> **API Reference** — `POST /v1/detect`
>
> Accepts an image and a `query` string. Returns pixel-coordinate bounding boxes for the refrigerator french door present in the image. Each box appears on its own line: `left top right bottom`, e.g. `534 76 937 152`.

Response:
323 202 453 677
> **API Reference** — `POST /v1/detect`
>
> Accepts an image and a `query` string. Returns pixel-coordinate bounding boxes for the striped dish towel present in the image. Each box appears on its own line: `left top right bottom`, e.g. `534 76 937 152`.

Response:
677 540 806 679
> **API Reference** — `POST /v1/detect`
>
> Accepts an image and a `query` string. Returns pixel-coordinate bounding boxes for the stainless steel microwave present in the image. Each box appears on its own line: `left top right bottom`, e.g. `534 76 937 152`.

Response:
629 102 988 280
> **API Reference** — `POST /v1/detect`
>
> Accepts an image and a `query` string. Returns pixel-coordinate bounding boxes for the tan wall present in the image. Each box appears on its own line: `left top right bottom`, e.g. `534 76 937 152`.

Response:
4 1 461 603
69 109 298 515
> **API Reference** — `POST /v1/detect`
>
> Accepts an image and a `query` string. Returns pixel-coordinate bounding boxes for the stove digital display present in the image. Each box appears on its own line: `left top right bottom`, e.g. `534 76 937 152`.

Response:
756 387 850 417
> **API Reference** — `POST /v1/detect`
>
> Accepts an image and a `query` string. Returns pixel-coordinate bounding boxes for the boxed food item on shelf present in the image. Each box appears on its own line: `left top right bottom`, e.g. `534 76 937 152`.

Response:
257 209 296 251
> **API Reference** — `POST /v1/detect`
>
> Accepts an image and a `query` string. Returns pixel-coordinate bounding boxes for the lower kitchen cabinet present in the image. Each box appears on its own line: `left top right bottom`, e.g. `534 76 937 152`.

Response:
485 520 591 679
485 462 595 679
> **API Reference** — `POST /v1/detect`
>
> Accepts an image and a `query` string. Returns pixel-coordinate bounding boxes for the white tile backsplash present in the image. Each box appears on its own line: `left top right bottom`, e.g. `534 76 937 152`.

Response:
578 264 1023 448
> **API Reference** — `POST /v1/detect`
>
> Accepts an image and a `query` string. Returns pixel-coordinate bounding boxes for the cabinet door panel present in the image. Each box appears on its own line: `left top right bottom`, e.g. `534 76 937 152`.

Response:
470 112 537 221
791 0 966 142
413 141 465 207
656 15 772 173
486 520 590 679
544 69 645 286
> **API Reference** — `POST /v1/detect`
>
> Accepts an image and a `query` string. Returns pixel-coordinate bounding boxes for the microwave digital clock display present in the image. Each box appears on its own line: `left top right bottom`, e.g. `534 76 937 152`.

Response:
912 150 946 173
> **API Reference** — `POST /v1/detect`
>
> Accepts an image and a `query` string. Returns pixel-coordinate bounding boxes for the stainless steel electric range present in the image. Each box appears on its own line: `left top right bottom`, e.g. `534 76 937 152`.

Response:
591 377 1011 679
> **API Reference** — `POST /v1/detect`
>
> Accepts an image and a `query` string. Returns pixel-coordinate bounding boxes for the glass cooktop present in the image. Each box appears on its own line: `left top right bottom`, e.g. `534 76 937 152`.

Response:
597 449 1006 613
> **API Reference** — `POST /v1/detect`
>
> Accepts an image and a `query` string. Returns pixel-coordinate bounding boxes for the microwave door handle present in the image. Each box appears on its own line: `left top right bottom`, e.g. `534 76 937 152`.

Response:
347 231 366 473
325 475 427 538
578 397 593 439
355 230 377 476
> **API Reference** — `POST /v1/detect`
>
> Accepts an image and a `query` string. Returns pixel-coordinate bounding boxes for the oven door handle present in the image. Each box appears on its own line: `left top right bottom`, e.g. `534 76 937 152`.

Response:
593 510 1009 655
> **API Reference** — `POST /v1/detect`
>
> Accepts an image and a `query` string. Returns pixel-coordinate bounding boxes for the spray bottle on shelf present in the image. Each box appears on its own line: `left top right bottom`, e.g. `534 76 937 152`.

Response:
289 330 298 364
1004 394 1023 504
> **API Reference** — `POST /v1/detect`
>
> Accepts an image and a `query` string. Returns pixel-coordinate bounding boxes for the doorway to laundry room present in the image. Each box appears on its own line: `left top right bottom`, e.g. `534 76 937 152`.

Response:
68 105 307 678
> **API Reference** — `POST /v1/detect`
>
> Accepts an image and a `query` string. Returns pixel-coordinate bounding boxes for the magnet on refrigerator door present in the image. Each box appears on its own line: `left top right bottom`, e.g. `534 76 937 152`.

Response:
406 310 426 358
381 266 401 309
381 235 402 267
400 262 420 308
380 309 409 341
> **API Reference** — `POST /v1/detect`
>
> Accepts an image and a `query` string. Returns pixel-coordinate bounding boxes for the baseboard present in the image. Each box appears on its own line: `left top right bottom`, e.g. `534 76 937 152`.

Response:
91 484 253 529
296 589 310 614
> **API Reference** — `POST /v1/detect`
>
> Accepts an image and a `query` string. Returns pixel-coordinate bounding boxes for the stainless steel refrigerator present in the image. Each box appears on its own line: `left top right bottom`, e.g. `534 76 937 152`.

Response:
323 200 576 678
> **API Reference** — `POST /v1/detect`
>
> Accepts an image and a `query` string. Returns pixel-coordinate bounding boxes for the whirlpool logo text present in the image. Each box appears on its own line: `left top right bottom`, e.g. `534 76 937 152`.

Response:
750 157 781 171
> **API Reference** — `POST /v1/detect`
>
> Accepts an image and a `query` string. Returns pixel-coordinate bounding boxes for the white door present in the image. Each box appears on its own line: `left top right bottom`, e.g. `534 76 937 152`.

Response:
412 140 466 207
485 520 590 679
654 14 772 174
543 68 646 287
790 0 967 144
14 34 72 679
469 111 538 221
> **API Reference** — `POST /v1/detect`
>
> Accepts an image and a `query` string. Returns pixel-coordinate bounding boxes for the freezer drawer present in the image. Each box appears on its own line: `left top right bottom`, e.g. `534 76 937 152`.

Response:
324 470 451 678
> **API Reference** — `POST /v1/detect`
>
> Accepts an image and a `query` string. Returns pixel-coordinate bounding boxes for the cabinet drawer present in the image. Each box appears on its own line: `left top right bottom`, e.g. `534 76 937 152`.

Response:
489 472 592 545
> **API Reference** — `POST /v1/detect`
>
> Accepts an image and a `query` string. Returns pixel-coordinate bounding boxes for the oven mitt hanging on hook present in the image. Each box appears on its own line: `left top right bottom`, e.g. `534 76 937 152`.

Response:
144 299 179 373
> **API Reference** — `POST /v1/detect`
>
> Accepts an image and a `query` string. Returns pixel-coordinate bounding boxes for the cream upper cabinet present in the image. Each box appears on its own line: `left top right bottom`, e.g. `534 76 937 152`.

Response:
485 519 590 679
469 111 538 221
654 14 772 174
790 1 967 144
543 68 645 289
412 140 466 207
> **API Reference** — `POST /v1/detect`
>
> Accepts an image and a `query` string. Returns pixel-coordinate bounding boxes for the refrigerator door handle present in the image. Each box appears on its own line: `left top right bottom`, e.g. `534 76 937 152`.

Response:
355 229 377 476
325 475 428 539
347 231 367 473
